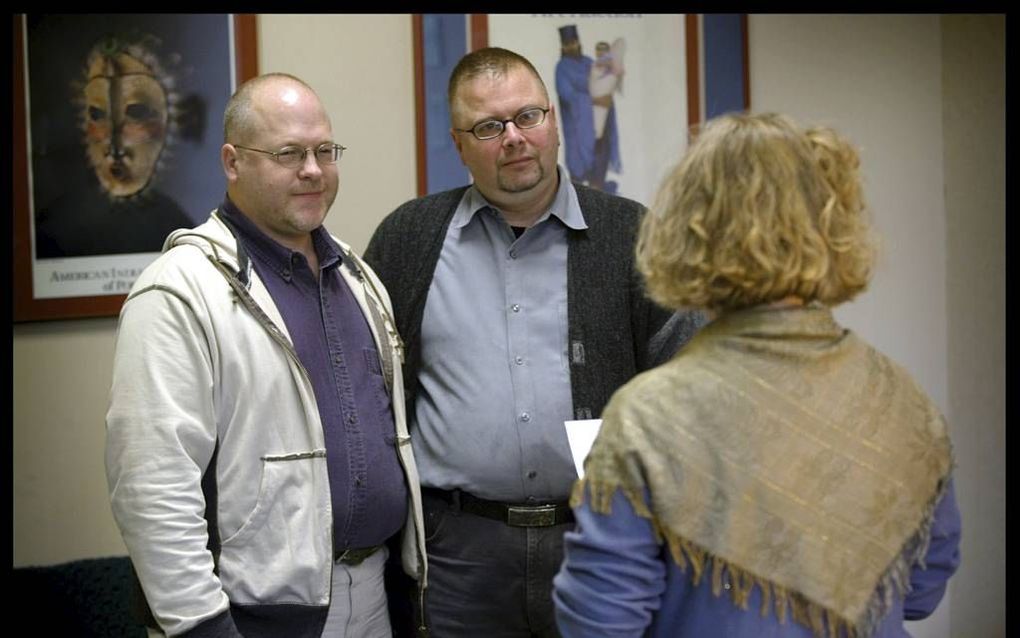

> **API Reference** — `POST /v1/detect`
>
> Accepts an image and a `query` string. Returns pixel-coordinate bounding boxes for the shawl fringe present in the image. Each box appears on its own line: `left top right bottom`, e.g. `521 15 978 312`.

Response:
571 472 954 638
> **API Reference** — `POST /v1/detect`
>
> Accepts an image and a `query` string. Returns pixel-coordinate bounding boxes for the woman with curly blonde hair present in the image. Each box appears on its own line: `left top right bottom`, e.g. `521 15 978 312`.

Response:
553 113 961 637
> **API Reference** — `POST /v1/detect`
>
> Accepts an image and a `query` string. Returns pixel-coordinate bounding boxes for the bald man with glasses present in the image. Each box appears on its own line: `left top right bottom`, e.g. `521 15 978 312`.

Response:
106 73 426 638
365 48 703 637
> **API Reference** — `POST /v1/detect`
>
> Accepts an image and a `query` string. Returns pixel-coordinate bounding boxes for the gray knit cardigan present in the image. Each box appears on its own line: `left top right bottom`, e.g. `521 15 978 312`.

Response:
363 184 703 422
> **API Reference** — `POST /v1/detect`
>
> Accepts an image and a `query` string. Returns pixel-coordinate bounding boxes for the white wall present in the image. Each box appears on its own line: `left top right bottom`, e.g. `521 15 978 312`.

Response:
13 12 1004 637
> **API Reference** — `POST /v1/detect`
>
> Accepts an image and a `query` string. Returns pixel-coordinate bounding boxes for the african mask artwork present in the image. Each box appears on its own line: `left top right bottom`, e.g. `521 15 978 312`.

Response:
77 35 176 199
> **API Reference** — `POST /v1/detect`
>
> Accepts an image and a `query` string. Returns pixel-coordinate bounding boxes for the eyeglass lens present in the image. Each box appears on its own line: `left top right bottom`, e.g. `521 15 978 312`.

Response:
276 144 343 166
473 108 546 140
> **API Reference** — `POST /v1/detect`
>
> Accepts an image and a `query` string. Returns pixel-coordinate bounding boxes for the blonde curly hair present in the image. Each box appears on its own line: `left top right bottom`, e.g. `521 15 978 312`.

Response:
637 112 875 312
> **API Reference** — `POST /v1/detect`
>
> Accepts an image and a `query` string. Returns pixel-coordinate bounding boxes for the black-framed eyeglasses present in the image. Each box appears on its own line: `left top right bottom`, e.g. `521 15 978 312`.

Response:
454 107 550 141
232 142 346 167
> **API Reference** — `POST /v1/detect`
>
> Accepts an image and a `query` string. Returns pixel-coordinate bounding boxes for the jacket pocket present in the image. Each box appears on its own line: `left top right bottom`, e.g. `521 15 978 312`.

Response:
221 450 326 547
217 450 329 604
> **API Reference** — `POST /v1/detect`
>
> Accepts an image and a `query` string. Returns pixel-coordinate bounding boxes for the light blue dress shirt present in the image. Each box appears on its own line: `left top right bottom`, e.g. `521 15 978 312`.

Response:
412 170 587 502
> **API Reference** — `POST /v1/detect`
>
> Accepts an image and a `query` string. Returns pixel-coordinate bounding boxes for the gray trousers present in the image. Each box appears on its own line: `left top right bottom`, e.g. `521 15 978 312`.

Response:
144 548 392 637
322 546 392 637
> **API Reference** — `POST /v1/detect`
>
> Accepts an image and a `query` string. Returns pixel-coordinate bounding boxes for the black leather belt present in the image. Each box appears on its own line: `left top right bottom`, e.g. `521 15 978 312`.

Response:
334 544 383 566
423 488 574 527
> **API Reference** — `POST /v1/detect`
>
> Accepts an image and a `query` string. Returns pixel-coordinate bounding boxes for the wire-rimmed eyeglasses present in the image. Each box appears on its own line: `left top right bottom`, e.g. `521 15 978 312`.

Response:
454 107 550 141
232 142 346 167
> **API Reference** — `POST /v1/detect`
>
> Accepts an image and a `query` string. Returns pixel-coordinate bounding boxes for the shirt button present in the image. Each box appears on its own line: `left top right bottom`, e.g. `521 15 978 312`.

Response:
520 412 531 422
511 304 521 313
347 414 357 424
527 470 537 479
515 356 524 365
334 355 342 365
509 250 517 259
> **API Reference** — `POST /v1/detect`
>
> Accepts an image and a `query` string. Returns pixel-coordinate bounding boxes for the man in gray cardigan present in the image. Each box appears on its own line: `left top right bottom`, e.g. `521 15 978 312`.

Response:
364 47 702 637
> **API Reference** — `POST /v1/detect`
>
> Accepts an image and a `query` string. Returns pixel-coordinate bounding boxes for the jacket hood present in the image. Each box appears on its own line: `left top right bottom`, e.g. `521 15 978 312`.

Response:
163 210 242 272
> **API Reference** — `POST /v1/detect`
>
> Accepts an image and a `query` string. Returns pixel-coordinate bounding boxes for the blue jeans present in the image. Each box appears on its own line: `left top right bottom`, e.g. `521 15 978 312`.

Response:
421 490 570 637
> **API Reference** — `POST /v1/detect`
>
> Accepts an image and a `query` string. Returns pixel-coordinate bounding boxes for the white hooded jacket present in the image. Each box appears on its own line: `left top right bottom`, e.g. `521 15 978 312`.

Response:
106 210 427 636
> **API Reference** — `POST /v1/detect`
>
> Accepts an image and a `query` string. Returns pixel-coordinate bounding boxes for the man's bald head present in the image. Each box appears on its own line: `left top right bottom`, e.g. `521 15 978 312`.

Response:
223 72 319 145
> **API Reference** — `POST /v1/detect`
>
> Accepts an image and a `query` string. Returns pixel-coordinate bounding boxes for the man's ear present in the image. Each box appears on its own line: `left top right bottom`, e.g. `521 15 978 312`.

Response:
221 144 239 182
548 104 559 139
450 129 467 165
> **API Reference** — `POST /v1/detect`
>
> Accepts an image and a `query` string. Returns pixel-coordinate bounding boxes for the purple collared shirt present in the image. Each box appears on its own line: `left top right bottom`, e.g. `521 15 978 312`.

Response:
221 198 407 551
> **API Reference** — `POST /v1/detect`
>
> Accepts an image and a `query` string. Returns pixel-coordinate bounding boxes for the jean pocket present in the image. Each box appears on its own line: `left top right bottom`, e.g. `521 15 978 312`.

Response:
423 506 448 544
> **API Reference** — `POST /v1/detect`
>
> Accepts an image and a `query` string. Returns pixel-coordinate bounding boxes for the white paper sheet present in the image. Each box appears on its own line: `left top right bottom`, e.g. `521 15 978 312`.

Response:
564 419 604 479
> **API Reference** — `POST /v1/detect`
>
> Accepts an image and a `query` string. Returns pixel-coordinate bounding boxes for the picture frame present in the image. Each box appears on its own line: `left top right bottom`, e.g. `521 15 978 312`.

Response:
412 13 748 204
13 13 259 322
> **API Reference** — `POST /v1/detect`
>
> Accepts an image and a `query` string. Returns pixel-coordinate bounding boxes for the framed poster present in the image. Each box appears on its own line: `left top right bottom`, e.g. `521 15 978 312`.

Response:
413 13 748 206
13 13 258 322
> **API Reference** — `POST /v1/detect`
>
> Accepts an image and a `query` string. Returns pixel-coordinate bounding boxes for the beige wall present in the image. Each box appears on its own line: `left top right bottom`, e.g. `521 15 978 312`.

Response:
750 14 949 398
941 14 1005 637
748 13 1004 637
13 13 1003 637
257 14 418 254
748 15 950 637
14 317 123 562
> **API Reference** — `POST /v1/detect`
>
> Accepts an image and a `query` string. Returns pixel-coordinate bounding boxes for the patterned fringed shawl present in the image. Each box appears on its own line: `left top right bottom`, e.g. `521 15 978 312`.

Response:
576 303 953 638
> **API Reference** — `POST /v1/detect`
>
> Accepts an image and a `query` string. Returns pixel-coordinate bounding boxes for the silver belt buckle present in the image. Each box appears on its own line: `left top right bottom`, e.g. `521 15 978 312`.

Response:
507 504 557 527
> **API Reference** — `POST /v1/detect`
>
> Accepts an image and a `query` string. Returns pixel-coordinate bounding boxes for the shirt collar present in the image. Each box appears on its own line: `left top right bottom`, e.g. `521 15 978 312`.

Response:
452 166 588 231
219 195 342 280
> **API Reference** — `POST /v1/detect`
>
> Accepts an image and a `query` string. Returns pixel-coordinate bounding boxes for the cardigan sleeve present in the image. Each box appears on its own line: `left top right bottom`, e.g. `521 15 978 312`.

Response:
363 210 399 289
644 309 709 369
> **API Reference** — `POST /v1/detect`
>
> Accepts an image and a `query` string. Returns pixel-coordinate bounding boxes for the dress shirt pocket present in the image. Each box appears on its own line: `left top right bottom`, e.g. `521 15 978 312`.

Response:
363 346 397 445
363 346 384 376
558 302 571 371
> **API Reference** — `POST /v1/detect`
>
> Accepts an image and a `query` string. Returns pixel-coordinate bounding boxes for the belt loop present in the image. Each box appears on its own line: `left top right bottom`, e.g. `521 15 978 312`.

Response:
451 489 462 511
